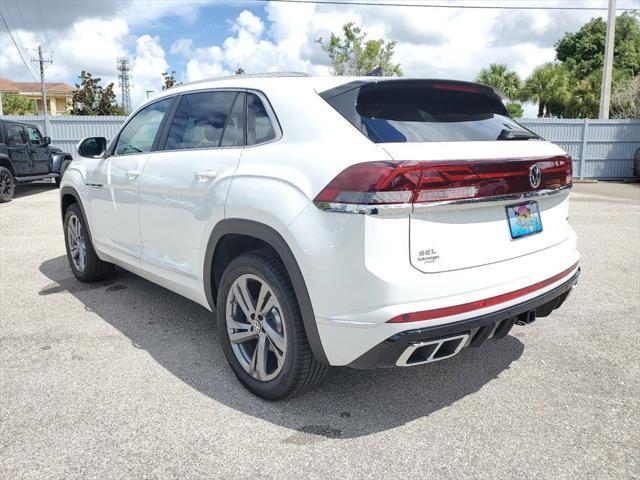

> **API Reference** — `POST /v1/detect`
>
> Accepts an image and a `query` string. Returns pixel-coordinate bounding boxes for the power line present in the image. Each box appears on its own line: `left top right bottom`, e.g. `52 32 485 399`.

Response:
36 0 53 54
0 12 38 82
0 2 35 78
253 0 638 10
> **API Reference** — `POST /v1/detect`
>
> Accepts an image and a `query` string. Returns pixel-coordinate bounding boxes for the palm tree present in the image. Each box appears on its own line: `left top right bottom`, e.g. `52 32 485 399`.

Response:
475 63 522 100
521 62 570 117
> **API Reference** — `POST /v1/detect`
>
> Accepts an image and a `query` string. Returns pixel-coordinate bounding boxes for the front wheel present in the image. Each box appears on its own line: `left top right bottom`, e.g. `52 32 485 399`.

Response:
0 167 15 203
217 252 327 400
63 203 115 282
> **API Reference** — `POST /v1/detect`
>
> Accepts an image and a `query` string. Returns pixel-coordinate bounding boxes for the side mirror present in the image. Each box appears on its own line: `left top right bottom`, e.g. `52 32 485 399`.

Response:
78 137 107 158
43 136 51 145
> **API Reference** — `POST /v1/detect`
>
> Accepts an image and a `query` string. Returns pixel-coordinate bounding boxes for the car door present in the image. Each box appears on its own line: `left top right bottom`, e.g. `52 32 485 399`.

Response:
138 90 245 280
5 124 30 176
87 97 173 262
25 125 51 174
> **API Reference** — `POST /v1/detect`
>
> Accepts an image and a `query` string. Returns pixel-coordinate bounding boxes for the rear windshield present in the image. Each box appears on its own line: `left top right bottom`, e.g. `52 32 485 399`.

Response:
321 80 538 143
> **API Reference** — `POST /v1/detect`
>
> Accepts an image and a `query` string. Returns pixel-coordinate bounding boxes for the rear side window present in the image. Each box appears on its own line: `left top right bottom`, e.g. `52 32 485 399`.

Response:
322 81 537 143
165 91 237 150
220 93 245 147
247 93 276 145
6 124 26 145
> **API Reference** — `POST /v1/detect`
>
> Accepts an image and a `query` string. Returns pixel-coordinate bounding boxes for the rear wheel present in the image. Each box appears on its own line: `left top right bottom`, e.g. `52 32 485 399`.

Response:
0 167 15 203
63 203 115 282
217 252 327 400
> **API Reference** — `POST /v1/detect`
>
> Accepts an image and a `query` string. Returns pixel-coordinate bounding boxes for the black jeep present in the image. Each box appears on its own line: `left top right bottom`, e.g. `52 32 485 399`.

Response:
0 119 73 202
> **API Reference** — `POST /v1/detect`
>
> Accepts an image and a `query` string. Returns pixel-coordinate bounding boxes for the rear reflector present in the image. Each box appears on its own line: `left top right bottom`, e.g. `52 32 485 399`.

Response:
314 155 571 206
388 262 579 323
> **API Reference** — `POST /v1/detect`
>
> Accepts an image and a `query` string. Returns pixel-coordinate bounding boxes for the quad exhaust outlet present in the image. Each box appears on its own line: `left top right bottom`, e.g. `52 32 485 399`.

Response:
396 333 469 367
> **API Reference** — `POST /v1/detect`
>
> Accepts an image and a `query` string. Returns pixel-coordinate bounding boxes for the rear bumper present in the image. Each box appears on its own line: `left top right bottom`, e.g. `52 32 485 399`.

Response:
348 267 580 369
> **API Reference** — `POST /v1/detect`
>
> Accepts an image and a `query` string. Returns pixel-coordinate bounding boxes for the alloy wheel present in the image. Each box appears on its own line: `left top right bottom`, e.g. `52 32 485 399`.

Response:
67 214 87 272
0 171 14 200
225 273 287 381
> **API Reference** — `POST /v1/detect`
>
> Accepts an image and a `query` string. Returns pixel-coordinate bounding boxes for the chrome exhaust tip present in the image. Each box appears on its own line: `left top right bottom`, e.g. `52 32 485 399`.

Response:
396 333 469 367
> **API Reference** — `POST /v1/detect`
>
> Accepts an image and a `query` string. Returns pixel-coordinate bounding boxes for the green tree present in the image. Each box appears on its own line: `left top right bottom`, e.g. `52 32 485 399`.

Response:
505 102 524 118
475 63 524 118
71 71 124 116
555 12 640 80
235 67 245 75
161 71 180 90
611 75 640 118
96 82 125 116
521 62 571 117
1 93 35 115
317 22 402 76
476 63 521 99
71 71 100 115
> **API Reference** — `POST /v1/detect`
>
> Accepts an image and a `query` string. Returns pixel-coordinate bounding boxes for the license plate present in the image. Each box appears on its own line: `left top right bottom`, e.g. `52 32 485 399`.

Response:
505 201 543 239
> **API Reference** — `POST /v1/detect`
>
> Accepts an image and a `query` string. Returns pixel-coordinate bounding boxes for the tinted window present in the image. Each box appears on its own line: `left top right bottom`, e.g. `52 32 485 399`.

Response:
221 93 245 147
26 126 43 145
115 98 172 155
247 93 276 145
323 81 537 143
6 124 26 145
165 91 237 150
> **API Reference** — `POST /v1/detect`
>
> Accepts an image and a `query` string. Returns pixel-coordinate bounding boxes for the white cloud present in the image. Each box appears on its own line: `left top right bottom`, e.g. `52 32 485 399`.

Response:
1 0 611 118
130 35 169 107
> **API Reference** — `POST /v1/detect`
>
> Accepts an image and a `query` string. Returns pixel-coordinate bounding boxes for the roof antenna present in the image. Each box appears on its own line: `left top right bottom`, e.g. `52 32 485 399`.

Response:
367 66 383 77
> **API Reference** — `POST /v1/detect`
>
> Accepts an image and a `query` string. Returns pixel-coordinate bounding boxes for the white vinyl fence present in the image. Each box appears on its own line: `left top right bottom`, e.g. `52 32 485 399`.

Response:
520 118 640 179
2 115 639 179
0 115 126 161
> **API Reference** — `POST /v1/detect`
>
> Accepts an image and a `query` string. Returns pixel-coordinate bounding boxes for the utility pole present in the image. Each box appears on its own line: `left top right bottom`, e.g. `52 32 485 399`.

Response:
599 0 616 119
32 46 52 135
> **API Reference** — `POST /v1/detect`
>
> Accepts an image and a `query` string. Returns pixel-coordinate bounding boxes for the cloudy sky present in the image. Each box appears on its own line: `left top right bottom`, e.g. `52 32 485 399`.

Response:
1 0 636 114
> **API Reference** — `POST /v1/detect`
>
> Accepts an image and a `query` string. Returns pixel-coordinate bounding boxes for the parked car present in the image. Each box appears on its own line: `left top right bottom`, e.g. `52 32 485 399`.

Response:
0 119 73 202
60 74 580 399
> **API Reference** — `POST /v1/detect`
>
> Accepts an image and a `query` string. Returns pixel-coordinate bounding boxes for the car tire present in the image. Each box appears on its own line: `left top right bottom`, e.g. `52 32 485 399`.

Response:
55 160 71 188
0 166 15 203
217 252 328 400
63 203 115 282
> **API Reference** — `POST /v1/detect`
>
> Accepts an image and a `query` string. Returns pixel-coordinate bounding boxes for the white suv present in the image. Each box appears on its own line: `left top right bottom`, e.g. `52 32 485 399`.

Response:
61 74 580 400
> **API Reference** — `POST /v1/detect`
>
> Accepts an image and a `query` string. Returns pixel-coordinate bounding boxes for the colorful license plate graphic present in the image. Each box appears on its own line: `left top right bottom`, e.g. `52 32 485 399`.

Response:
506 201 543 239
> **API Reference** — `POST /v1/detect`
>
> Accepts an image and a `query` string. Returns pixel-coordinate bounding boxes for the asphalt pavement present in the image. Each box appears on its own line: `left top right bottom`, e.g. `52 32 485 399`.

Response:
1 182 638 479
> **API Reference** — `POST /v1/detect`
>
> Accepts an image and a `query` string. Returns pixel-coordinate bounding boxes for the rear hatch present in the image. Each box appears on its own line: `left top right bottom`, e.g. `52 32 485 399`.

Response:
319 79 573 273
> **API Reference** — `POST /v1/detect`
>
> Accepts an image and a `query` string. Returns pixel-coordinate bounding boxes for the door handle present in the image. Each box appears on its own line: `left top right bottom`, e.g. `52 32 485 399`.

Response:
195 170 218 181
126 170 140 179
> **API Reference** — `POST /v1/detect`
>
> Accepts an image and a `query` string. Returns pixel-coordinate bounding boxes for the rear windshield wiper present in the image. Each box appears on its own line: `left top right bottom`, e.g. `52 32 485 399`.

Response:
497 129 539 141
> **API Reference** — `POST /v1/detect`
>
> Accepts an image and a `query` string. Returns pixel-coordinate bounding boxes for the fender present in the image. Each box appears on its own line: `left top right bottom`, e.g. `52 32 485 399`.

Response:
60 185 99 254
0 154 15 175
204 219 329 365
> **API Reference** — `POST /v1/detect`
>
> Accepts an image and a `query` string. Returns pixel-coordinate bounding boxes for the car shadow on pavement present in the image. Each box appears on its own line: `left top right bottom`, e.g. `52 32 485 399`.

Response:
39 255 524 440
13 183 57 199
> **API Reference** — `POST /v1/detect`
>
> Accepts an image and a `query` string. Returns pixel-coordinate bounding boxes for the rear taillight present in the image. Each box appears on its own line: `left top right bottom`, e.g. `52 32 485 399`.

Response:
314 155 572 207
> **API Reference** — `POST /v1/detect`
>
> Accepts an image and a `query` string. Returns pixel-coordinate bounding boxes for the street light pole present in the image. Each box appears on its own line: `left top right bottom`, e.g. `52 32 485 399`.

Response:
598 0 617 119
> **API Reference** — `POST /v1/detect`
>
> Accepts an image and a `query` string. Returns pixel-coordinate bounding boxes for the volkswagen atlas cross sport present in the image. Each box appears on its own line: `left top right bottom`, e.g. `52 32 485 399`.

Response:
61 73 580 400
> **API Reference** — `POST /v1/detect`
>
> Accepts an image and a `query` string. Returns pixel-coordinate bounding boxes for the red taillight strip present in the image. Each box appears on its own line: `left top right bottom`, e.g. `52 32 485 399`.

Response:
388 262 579 323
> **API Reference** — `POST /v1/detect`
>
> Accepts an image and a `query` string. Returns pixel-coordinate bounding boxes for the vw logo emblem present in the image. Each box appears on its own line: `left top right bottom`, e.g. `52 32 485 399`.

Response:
529 164 542 189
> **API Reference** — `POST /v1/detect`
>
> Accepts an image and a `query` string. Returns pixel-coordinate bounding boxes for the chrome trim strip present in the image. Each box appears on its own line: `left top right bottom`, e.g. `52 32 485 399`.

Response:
396 333 469 367
413 184 572 211
314 202 412 216
314 185 571 216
